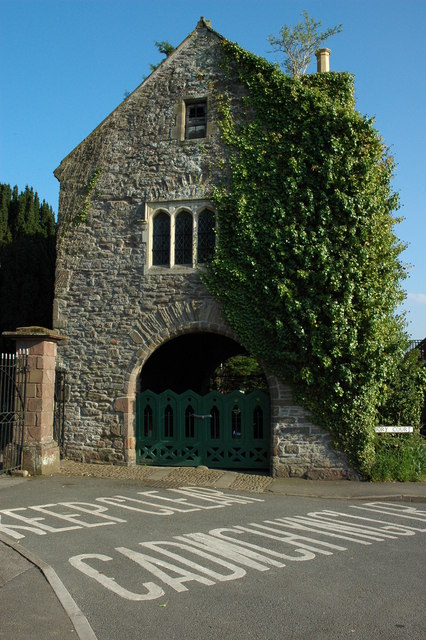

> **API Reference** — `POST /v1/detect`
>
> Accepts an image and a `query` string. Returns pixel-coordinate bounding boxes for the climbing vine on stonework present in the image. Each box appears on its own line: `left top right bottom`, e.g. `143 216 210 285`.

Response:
76 166 104 226
57 166 103 249
202 40 410 476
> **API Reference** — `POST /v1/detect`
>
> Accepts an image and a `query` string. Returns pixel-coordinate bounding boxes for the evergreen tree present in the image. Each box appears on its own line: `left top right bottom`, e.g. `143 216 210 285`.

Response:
0 184 12 243
0 184 56 351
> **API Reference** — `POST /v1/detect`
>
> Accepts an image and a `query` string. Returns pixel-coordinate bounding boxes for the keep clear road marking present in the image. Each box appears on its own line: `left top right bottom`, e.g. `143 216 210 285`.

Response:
68 501 425 603
0 487 263 540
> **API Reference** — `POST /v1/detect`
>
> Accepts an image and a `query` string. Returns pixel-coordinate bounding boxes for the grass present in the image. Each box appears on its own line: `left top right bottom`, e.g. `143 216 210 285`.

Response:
370 433 426 482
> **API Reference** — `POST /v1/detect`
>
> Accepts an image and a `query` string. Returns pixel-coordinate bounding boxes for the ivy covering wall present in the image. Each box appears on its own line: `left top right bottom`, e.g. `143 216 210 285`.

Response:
202 41 410 475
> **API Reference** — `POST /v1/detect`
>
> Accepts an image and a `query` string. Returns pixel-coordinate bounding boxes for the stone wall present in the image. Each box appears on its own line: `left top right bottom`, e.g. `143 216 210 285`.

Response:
54 22 229 464
269 378 357 479
53 20 356 478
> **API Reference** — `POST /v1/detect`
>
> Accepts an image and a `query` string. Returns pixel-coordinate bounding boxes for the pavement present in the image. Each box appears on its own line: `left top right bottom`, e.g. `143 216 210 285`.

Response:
0 460 425 640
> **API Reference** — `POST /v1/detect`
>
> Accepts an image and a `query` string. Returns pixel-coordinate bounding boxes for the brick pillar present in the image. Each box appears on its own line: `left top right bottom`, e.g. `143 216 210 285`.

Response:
2 327 66 475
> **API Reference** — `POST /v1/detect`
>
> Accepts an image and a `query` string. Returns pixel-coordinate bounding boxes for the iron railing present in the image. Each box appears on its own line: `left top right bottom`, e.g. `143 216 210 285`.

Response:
53 365 67 457
0 350 28 473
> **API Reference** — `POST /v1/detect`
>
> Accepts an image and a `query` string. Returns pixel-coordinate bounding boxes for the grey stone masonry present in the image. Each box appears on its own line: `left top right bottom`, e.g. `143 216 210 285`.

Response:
268 379 357 480
53 19 356 478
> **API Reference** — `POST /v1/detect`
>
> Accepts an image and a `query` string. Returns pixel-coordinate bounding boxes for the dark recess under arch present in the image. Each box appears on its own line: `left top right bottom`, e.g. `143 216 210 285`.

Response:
139 332 245 395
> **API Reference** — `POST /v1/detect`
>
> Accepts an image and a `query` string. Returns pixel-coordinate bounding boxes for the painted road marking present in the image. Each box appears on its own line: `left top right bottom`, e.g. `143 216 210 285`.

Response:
67 503 425 602
0 487 263 539
350 502 426 531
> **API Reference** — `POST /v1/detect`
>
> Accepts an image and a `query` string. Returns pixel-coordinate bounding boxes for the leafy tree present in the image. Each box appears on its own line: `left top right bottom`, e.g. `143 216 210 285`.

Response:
0 184 56 350
372 347 426 482
203 41 408 475
211 355 267 394
377 349 426 428
268 10 342 76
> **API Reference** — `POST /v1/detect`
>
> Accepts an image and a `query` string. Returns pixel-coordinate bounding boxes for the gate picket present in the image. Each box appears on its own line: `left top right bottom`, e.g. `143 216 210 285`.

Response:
136 389 270 469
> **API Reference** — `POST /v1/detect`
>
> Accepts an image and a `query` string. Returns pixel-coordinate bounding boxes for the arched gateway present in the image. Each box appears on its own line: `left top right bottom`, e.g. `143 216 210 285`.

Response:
136 332 270 469
114 309 275 471
105 304 357 478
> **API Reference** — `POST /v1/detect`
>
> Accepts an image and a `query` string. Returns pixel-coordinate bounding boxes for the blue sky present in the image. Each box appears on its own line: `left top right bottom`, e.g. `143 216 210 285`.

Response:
1 0 425 338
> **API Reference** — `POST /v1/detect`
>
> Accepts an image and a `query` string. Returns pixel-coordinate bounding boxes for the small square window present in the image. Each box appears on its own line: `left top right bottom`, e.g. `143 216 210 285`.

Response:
185 101 207 139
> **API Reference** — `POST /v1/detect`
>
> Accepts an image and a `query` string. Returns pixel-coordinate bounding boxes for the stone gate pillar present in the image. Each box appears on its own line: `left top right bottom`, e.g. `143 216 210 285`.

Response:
2 327 66 475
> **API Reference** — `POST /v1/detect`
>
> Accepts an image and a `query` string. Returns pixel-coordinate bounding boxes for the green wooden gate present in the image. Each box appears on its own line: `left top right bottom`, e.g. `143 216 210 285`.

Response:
136 389 270 469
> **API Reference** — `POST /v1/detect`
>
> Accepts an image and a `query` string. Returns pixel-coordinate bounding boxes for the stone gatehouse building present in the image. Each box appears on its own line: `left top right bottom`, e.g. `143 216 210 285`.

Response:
53 18 354 478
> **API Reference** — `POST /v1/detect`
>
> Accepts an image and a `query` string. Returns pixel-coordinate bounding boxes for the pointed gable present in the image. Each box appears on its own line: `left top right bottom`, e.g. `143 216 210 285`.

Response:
54 18 223 186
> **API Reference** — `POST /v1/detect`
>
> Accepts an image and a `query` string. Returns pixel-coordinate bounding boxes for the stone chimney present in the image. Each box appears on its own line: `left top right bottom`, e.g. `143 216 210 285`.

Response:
316 48 331 73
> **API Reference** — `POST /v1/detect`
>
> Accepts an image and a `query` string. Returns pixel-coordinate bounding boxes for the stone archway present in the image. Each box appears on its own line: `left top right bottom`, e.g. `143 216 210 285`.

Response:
135 332 271 469
114 300 356 478
139 333 246 395
123 299 238 396
114 300 276 467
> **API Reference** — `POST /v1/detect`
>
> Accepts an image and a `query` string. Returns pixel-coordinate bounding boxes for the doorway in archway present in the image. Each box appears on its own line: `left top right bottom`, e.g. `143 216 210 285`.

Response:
136 332 270 469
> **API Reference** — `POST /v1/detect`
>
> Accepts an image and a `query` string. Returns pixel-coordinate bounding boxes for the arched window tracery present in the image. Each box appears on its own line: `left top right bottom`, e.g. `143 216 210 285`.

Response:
152 211 170 266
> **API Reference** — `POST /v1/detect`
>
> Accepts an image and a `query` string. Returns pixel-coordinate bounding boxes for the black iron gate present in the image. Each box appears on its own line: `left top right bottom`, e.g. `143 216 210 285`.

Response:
53 365 67 456
0 350 28 474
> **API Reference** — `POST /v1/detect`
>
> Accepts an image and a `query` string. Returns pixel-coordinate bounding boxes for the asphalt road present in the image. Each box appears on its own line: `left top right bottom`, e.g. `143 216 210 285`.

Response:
1 476 425 640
